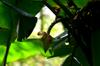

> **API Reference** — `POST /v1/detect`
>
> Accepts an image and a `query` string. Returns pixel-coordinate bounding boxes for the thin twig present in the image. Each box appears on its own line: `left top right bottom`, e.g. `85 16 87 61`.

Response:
47 17 62 34
3 43 11 66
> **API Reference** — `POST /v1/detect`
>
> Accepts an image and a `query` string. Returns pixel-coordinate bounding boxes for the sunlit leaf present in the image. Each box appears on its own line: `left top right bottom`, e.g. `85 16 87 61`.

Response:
0 39 43 64
0 46 5 65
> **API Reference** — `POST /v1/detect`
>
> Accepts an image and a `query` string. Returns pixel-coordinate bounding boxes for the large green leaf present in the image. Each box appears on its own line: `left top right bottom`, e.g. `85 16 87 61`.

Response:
50 44 72 57
0 0 18 45
0 39 43 64
0 0 43 45
0 0 18 29
0 45 5 65
73 0 89 8
1 0 44 17
0 1 11 29
17 0 43 16
0 29 10 45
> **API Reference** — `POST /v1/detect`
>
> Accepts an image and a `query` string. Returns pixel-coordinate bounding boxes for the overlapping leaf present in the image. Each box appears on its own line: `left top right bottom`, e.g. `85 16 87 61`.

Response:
0 0 43 45
0 39 43 64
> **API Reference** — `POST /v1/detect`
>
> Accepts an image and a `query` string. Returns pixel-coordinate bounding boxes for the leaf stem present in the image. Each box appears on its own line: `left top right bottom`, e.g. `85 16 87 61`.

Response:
3 43 11 66
2 32 12 66
47 17 61 34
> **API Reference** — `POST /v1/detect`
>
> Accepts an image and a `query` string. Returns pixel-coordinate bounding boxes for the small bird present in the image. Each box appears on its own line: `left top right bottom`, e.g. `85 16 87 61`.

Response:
38 32 53 52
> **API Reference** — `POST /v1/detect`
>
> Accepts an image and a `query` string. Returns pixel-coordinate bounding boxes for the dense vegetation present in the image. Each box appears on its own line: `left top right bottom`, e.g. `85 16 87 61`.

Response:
0 0 100 66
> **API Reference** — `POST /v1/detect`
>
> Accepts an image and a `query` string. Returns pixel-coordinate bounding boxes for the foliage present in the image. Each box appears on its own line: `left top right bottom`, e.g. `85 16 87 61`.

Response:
0 0 100 66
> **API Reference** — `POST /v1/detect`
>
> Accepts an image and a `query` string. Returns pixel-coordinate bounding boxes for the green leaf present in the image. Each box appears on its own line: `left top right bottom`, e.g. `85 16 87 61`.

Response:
48 31 70 57
50 44 72 57
47 0 58 7
17 16 37 41
41 49 54 58
0 0 19 29
1 0 44 16
0 0 43 43
0 0 19 45
0 46 6 65
73 0 89 8
17 0 43 16
0 39 43 64
0 1 11 29
0 29 10 45
47 0 68 17
47 0 67 7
